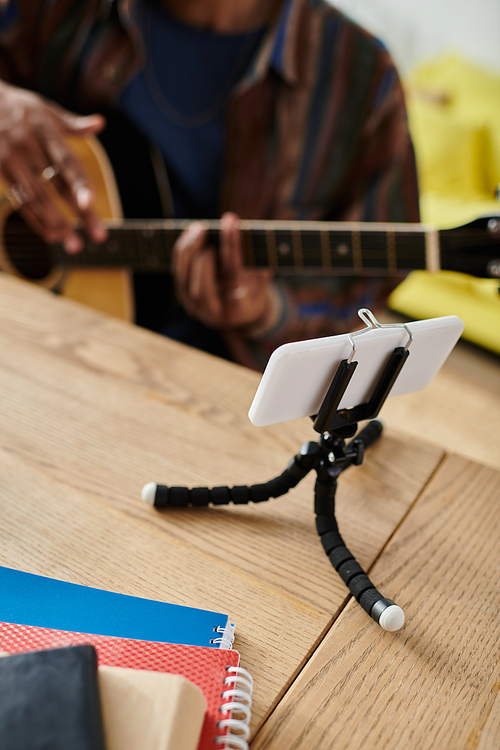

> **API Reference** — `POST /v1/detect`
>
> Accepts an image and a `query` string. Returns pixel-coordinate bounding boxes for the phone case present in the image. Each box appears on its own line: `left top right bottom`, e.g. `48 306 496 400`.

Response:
248 315 464 426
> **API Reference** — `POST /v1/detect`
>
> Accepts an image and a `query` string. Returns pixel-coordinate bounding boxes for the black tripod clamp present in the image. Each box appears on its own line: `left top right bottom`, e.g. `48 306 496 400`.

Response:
142 312 412 632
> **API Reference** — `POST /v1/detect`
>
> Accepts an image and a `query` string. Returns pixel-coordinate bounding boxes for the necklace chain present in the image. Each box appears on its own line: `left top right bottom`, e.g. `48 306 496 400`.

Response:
142 8 261 129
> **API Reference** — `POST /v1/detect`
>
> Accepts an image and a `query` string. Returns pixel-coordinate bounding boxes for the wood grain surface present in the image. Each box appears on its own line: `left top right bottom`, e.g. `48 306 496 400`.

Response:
0 273 498 747
252 455 500 749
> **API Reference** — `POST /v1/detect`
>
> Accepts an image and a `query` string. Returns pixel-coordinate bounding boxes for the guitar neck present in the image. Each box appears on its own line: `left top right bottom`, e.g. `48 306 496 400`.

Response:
66 219 439 276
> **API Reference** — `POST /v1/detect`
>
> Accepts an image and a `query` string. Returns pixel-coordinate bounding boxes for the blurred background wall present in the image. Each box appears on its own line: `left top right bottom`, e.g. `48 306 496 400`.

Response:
329 0 500 74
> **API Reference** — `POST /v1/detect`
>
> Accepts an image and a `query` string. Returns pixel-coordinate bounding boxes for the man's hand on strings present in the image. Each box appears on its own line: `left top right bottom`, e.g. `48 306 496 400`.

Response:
0 80 108 253
173 212 275 332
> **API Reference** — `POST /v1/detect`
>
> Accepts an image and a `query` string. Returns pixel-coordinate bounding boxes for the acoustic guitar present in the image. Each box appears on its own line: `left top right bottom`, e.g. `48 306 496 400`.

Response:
0 137 499 327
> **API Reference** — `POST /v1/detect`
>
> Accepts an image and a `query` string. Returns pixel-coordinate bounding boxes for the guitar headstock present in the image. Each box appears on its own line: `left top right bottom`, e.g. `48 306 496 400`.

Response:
439 215 500 279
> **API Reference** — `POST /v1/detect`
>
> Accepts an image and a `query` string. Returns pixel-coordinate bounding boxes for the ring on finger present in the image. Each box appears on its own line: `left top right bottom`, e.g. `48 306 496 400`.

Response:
40 165 60 182
228 285 249 299
7 183 30 208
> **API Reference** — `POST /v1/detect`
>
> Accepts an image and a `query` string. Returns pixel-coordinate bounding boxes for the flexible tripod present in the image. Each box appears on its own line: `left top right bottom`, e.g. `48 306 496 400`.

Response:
142 311 411 631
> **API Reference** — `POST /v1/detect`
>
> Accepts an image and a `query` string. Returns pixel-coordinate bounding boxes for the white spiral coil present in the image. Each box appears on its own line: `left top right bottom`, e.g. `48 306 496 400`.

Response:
215 666 254 750
211 623 236 649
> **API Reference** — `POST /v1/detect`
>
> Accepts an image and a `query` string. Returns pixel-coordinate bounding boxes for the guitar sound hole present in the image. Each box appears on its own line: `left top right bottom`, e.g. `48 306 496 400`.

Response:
4 212 54 280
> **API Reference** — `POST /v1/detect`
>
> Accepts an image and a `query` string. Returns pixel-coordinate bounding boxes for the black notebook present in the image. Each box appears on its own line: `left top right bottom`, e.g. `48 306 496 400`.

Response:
0 645 105 750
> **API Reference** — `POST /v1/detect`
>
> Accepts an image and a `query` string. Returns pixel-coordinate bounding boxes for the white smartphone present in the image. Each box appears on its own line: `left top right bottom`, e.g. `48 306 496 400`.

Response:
248 315 464 427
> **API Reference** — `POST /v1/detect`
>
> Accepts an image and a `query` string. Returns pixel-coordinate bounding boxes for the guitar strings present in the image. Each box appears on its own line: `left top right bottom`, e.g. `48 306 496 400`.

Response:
3 223 491 273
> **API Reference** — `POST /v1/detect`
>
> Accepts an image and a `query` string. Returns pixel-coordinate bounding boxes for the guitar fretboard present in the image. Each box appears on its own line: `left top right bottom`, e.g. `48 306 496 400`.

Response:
66 219 435 276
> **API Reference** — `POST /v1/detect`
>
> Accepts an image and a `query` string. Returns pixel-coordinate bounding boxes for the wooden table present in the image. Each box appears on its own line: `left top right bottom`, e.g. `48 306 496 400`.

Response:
0 274 498 750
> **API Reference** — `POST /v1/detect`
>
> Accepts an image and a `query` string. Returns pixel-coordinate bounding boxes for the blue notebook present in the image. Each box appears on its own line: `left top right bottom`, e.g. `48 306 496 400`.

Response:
0 565 234 648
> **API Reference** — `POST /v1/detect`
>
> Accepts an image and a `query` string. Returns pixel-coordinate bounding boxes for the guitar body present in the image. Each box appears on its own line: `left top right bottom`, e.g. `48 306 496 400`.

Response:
0 136 135 321
61 137 135 320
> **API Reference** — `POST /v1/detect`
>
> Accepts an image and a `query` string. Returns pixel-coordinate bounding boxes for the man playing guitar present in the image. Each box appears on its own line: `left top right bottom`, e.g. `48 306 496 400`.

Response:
0 0 419 368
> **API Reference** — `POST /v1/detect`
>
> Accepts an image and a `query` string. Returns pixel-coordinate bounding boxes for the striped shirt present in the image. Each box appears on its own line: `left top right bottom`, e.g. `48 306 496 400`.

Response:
0 0 420 369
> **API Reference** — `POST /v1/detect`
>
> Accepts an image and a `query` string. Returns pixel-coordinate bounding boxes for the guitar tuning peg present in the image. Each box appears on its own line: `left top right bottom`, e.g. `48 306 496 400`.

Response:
487 218 500 235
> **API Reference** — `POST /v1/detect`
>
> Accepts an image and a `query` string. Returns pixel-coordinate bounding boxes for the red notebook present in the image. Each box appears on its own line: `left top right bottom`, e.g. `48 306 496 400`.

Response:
0 621 253 750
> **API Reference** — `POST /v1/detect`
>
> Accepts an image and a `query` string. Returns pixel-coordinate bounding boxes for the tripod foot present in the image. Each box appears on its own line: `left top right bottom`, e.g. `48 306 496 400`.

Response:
372 598 405 631
141 482 157 505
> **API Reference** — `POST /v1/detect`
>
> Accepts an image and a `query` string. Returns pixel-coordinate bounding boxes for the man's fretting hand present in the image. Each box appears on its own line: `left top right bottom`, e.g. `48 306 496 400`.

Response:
173 212 275 332
0 80 108 253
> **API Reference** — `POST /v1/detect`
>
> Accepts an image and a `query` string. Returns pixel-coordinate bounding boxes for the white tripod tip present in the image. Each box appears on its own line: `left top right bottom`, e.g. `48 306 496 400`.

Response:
378 604 405 632
141 482 157 505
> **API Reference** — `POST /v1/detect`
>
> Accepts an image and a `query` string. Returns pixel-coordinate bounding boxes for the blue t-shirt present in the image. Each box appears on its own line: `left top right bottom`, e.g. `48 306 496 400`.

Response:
119 1 265 218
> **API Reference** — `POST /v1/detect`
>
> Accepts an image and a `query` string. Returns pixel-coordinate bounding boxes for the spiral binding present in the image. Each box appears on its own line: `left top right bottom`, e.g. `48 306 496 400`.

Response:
215 666 254 750
210 623 236 649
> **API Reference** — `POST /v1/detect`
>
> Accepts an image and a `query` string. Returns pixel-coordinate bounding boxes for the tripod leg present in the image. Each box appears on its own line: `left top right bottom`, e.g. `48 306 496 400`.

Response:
141 444 318 508
351 419 384 449
315 477 404 632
